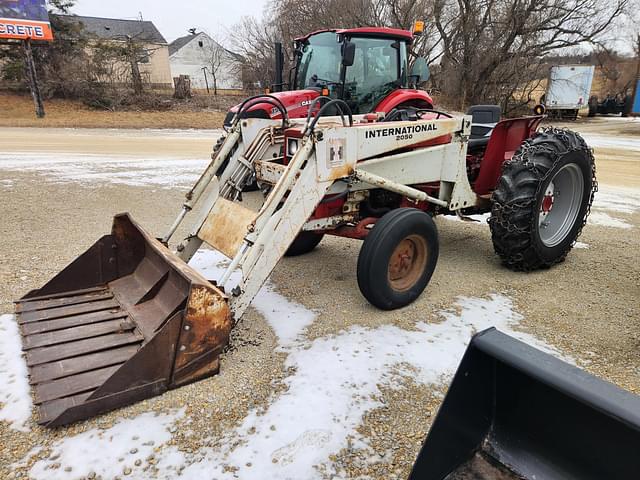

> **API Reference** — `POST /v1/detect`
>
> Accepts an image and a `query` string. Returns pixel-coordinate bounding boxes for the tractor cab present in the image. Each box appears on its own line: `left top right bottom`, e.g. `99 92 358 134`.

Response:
293 28 424 114
224 27 433 127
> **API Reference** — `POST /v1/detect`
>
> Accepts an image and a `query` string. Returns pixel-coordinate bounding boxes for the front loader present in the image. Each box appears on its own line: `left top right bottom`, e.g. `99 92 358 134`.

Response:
16 95 596 426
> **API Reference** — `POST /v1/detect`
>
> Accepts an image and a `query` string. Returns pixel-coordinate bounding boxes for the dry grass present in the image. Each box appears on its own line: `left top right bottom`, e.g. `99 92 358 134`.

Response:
0 92 227 129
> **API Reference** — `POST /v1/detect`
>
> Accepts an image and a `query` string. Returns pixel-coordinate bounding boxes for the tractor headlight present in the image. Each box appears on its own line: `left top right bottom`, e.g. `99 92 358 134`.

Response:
287 138 299 157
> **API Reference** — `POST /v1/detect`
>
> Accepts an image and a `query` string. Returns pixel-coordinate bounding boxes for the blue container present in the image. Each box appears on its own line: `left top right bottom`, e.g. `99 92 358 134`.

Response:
634 80 640 115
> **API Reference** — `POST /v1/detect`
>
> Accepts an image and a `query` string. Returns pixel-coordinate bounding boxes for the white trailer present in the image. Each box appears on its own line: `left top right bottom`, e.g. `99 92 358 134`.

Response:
543 65 595 119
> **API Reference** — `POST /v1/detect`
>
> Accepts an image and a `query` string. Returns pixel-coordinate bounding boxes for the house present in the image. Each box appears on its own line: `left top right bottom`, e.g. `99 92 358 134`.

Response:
169 31 243 91
58 14 173 87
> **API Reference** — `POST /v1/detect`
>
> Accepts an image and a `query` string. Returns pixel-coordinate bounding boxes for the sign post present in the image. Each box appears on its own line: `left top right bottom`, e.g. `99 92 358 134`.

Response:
0 0 54 118
22 37 44 117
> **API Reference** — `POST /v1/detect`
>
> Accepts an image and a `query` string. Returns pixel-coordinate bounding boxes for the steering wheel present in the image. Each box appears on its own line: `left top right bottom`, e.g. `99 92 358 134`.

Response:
309 75 341 88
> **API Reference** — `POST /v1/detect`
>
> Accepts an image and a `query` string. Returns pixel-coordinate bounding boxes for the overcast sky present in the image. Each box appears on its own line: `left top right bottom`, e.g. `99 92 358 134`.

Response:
71 0 270 43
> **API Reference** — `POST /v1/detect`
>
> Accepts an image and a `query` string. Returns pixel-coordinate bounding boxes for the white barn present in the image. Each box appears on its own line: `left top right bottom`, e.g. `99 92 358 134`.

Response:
169 32 243 91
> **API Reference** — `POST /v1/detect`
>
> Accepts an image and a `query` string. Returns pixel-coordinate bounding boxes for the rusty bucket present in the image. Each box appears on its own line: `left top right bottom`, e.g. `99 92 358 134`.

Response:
15 213 231 427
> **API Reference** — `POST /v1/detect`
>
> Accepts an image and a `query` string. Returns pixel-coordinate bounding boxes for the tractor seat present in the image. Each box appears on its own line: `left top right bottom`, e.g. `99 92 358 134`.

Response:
467 105 501 150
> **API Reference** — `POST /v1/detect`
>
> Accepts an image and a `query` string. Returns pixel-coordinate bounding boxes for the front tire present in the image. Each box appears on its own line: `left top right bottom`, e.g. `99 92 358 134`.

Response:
357 208 439 310
489 128 596 271
285 231 324 256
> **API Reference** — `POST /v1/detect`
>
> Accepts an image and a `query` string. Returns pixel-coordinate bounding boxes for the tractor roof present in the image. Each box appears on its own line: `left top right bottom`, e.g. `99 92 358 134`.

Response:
296 27 413 43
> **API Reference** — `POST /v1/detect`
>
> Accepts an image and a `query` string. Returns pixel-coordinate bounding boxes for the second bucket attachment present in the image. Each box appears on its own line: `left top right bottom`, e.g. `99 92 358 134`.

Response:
409 328 640 480
16 213 232 427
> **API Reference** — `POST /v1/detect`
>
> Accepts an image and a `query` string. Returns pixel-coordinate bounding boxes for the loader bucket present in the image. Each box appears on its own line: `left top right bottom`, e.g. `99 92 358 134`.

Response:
15 213 232 427
409 328 640 480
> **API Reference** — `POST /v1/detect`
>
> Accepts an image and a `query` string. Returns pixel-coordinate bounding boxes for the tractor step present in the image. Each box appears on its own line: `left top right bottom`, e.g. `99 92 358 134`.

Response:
16 214 231 427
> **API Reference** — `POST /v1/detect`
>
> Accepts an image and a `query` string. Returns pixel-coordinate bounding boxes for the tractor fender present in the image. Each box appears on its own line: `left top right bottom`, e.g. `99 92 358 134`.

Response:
373 89 434 114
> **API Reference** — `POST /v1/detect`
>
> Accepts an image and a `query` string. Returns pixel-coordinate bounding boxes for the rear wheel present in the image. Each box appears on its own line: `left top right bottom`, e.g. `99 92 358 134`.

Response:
489 128 596 271
357 208 439 310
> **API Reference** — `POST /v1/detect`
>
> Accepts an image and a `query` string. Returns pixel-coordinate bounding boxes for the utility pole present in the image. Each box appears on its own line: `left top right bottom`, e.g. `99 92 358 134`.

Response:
201 66 210 93
22 39 45 118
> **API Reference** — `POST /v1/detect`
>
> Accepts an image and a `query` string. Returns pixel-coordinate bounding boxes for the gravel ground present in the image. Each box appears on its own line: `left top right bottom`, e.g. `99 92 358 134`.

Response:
0 118 638 479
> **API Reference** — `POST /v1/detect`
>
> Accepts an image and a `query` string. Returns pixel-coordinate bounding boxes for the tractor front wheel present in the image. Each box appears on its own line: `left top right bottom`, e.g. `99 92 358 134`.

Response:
357 208 439 310
489 128 596 271
285 231 324 256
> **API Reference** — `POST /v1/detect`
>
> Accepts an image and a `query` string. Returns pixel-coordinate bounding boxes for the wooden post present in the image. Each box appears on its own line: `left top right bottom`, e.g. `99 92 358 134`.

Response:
22 39 45 118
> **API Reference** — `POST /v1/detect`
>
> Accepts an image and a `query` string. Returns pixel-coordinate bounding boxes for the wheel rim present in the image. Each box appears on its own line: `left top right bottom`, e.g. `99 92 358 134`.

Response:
538 163 584 247
387 234 428 292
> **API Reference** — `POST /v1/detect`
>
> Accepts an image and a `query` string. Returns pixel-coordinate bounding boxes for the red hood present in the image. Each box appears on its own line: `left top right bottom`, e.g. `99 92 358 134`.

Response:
229 90 321 120
227 88 434 123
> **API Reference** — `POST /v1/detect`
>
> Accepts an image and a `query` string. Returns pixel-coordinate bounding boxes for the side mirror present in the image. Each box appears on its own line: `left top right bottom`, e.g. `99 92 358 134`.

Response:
410 57 430 84
342 41 356 67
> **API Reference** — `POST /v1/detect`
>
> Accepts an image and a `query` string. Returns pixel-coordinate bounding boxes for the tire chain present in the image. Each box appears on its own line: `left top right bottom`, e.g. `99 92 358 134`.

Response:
489 127 598 270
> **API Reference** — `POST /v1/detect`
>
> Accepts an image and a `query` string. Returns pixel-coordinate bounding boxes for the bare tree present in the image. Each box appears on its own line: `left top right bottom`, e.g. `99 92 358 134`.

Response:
228 14 281 89
430 0 628 110
231 0 627 112
205 38 226 95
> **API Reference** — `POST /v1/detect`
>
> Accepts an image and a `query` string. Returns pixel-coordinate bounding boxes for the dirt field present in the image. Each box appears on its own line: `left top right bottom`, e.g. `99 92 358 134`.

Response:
0 93 226 129
0 116 638 479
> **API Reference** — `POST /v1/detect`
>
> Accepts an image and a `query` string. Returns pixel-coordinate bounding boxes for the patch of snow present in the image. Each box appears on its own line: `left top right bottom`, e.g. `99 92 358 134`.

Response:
0 314 32 431
589 211 632 229
573 241 589 249
29 409 185 480
188 249 317 348
19 248 567 480
0 153 208 189
174 294 566 480
592 186 640 214
580 133 640 152
440 212 490 224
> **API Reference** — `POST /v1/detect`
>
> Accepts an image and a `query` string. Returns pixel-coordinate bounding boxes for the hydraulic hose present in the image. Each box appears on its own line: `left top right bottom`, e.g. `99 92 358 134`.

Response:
305 98 353 136
234 94 289 129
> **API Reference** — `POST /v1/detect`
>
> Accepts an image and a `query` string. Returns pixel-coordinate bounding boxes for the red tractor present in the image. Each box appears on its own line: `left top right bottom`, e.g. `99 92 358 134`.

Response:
223 27 434 128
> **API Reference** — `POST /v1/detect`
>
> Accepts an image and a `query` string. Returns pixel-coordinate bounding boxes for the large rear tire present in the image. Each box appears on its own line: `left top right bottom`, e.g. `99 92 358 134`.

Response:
357 208 439 310
489 128 596 271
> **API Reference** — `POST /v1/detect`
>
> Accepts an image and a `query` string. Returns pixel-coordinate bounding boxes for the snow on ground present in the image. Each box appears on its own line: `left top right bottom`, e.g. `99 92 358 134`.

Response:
573 241 589 249
436 186 639 231
188 249 317 348
183 251 565 479
580 133 640 152
0 153 208 189
587 186 639 229
173 293 565 480
593 186 640 214
588 211 633 229
0 314 32 432
29 409 185 480
440 212 490 224
18 249 566 480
